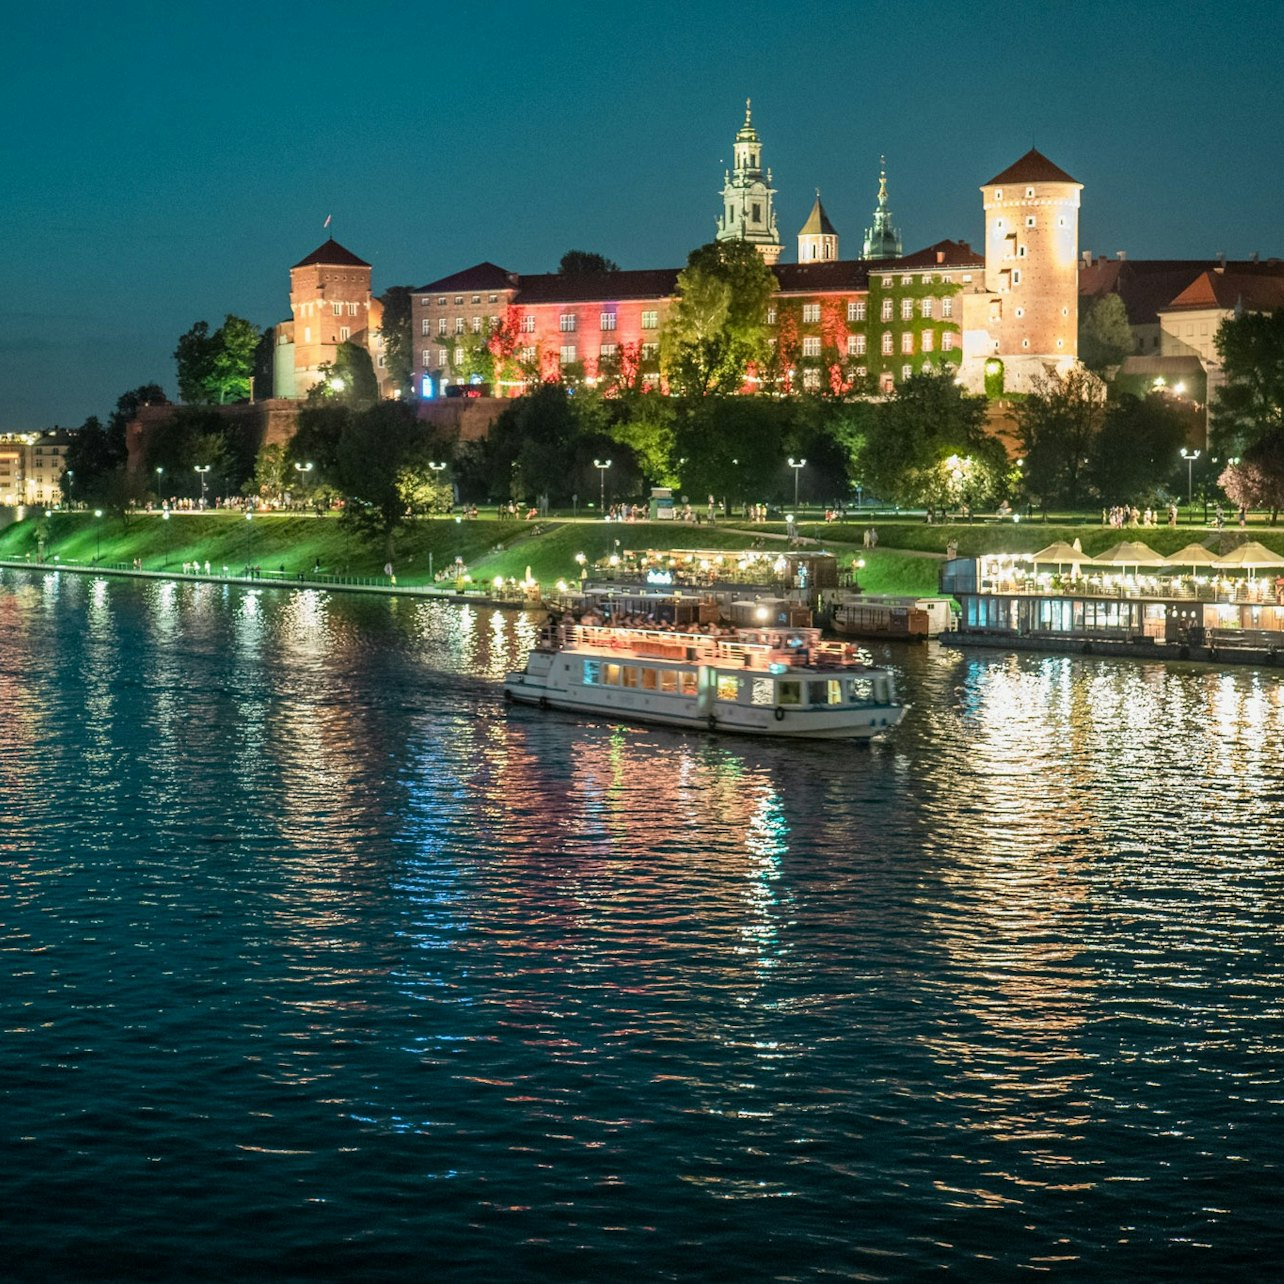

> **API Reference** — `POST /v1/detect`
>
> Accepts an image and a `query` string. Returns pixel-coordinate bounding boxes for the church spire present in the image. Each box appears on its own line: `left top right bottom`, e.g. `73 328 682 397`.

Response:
862 156 902 261
798 189 839 262
716 100 782 265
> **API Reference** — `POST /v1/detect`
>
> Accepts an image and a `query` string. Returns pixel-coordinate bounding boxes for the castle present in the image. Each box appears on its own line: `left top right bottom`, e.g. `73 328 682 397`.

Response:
270 104 1282 423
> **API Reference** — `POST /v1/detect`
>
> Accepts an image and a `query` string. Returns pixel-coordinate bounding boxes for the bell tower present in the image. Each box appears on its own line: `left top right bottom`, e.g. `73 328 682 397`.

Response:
715 100 782 265
862 158 902 261
798 191 839 262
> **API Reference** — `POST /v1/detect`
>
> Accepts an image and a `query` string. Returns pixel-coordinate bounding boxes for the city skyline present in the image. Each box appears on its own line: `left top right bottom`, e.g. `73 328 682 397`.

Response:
4 0 1282 430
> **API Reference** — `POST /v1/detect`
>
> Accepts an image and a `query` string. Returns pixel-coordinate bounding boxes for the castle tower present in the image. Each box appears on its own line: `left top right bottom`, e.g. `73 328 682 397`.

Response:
797 191 839 262
980 149 1081 363
715 100 782 265
862 158 902 261
286 237 374 397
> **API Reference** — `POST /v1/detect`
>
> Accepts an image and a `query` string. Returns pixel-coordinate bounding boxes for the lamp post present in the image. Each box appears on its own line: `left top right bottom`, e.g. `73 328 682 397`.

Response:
428 461 447 515
788 457 806 512
194 464 210 508
293 460 313 508
93 508 103 562
244 509 253 574
155 466 164 501
594 458 612 516
1181 448 1200 513
65 468 74 509
162 510 171 566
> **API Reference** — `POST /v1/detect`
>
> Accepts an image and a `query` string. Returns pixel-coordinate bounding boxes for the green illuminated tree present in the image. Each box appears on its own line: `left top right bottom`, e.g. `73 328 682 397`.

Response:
661 240 776 397
1210 307 1284 457
174 314 261 404
1079 293 1134 374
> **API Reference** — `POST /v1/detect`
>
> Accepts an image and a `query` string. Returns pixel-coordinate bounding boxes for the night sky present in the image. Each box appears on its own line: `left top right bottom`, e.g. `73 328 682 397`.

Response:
3 0 1281 431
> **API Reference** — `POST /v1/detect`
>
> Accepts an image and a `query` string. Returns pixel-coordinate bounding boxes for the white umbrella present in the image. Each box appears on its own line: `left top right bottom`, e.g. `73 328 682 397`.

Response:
1091 540 1169 570
1212 541 1284 573
1165 543 1221 575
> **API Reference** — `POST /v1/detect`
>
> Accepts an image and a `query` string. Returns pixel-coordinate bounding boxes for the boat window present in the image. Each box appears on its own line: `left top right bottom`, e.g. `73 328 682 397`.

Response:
809 679 842 705
660 670 678 693
777 680 802 706
640 668 658 690
583 660 601 685
621 666 639 689
848 676 874 703
750 677 774 706
716 675 741 702
679 672 698 697
604 663 621 685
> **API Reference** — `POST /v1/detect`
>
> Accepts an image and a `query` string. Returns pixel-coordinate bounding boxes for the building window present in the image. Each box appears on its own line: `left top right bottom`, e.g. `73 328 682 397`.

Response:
642 310 658 330
901 298 913 320
802 303 820 323
489 316 499 331
471 316 482 333
560 344 577 363
752 202 761 222
1015 307 1025 318
942 298 953 318
922 360 934 374
600 312 616 331
422 349 431 365
881 299 894 321
332 302 343 316
920 298 934 318
1022 339 1030 349
802 368 821 390
1018 245 1027 258
488 294 497 303
880 371 895 393
559 313 576 332
339 326 350 341
438 348 448 365
921 330 934 352
599 343 617 359
455 318 464 334
901 332 914 354
856 366 867 378
454 296 463 305
802 336 821 357
881 332 893 355
437 297 446 305
1025 187 1035 197
454 346 465 364
1025 216 1036 228
422 319 431 335
902 364 913 380
641 341 658 360
848 334 866 356
437 318 448 336
766 307 777 324
520 345 536 363
520 315 535 333
1013 269 1022 285
471 295 480 304
848 301 866 321
882 276 893 288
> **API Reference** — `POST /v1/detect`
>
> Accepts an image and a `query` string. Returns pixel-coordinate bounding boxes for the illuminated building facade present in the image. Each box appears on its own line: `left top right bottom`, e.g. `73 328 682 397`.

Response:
273 238 388 400
715 101 782 265
0 431 73 506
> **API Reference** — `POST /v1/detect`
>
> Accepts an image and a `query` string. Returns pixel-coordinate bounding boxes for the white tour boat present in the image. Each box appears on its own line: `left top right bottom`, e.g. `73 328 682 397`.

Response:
503 621 905 740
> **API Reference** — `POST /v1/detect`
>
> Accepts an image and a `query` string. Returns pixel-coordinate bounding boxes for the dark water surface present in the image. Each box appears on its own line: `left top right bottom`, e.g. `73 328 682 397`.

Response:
1 569 1281 1280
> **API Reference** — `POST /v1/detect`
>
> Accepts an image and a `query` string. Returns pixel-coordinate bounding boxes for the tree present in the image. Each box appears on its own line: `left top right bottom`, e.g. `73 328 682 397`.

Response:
1014 368 1107 509
1086 393 1189 503
60 385 169 507
379 285 415 398
174 315 261 404
607 392 677 486
310 341 379 408
559 250 619 276
1210 307 1284 457
661 240 776 397
862 373 1001 512
248 442 289 505
1220 431 1284 523
333 401 432 561
1079 294 1134 374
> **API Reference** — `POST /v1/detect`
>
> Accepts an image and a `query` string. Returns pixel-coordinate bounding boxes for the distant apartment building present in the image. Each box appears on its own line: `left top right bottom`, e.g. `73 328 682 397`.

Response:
0 431 73 506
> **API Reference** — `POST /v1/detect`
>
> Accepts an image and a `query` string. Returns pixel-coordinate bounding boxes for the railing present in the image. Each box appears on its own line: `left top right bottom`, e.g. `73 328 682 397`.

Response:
979 576 1284 606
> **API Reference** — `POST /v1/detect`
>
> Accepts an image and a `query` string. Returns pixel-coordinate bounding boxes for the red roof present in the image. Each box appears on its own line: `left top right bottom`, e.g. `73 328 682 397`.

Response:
416 262 517 293
983 149 1079 187
1166 270 1284 313
867 239 983 271
291 237 370 269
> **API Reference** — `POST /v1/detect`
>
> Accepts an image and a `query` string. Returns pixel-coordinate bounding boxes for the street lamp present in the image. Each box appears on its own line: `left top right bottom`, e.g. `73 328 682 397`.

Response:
1181 448 1200 507
293 460 313 507
594 458 612 516
93 508 103 562
244 509 254 574
65 468 74 509
428 461 447 514
155 466 164 499
194 464 210 508
788 457 806 511
162 510 171 566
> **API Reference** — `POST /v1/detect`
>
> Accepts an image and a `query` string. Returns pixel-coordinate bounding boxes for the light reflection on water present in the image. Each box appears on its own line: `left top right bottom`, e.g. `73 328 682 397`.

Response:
0 567 1282 1278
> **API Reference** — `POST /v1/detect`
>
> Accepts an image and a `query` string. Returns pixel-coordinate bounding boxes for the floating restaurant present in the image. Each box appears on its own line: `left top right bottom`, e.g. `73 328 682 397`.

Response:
941 538 1284 662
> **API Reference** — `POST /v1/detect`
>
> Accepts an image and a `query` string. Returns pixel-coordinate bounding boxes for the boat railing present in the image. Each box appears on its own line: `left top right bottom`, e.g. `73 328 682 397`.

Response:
979 576 1284 605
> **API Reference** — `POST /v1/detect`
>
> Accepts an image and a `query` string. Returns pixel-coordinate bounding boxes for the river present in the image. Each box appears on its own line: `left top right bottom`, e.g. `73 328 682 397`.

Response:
1 568 1280 1279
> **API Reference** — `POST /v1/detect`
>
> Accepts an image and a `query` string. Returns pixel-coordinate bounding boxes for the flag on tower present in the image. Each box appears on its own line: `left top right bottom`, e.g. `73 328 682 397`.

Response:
323 214 332 229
